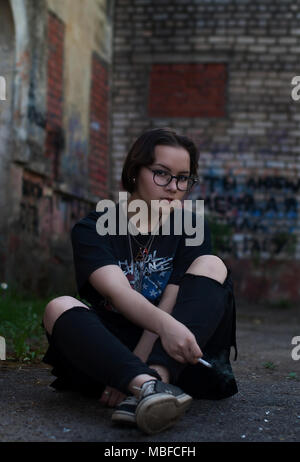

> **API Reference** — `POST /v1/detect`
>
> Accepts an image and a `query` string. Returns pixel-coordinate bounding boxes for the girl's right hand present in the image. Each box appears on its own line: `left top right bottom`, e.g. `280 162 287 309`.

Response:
158 316 203 365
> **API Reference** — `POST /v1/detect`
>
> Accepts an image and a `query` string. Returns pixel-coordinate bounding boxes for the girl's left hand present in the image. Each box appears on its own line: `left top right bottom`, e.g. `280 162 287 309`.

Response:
99 385 126 408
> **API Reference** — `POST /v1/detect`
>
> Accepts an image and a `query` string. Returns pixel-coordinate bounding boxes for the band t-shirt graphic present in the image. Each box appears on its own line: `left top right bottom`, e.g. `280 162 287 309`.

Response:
119 250 174 305
71 202 212 316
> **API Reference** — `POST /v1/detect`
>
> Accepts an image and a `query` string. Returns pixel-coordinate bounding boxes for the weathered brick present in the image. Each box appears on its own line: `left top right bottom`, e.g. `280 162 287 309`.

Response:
45 12 65 182
89 53 109 199
236 36 256 44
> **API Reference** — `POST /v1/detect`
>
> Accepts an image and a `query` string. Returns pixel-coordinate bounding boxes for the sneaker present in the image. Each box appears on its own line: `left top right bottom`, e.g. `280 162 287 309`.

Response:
134 379 192 435
111 395 138 425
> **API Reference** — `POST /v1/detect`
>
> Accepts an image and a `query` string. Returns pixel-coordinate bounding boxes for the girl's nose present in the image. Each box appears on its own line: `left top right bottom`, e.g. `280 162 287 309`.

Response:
166 177 178 192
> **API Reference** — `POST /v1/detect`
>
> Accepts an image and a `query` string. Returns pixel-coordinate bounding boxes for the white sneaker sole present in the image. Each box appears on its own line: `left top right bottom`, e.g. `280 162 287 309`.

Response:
135 392 192 435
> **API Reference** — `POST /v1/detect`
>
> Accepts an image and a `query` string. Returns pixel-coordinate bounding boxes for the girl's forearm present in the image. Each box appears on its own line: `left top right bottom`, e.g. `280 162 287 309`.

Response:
132 284 180 362
110 286 170 336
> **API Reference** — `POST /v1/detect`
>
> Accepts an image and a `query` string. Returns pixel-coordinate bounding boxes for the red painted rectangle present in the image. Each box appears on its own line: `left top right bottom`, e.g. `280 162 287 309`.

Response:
149 63 226 118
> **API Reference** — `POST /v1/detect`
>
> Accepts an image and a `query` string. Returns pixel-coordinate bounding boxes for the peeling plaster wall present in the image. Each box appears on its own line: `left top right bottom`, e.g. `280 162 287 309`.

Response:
0 0 113 295
47 0 112 199
0 0 15 281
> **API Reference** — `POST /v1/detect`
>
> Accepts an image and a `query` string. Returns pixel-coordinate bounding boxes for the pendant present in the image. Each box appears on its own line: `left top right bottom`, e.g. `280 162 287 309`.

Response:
135 247 148 261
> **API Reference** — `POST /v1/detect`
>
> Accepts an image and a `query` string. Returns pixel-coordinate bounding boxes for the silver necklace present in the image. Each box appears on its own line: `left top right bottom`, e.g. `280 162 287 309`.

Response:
127 219 161 293
130 233 153 257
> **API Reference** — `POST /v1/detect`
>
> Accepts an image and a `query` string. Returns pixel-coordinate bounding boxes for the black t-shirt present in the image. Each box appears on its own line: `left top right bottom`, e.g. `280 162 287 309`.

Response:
71 201 212 315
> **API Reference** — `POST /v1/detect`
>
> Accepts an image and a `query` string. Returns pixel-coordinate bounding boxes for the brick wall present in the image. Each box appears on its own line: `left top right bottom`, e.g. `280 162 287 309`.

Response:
89 52 109 199
45 11 65 182
111 0 300 303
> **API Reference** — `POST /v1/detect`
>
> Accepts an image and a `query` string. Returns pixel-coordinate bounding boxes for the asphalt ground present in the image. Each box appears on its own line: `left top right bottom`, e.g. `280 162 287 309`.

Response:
0 302 299 452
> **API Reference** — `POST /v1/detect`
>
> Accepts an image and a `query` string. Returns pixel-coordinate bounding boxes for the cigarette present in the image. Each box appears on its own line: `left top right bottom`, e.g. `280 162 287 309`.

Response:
197 357 212 368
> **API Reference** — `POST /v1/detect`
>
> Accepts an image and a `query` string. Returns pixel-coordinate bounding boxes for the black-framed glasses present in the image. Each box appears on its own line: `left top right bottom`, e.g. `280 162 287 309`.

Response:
147 168 198 191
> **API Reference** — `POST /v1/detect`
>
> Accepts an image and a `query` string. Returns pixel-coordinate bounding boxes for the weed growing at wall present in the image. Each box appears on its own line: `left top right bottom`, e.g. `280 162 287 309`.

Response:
0 286 51 362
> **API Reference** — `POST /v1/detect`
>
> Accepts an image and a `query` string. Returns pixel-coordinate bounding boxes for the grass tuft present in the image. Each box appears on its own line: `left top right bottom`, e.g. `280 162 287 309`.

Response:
0 286 57 362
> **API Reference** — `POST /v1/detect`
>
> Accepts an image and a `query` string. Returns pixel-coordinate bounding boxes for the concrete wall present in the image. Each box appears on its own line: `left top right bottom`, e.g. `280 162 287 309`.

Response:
0 0 15 278
111 0 300 304
0 0 113 296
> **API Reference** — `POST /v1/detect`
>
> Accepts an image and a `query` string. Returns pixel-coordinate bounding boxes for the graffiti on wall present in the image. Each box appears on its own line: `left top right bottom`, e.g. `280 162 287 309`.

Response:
20 178 42 236
184 128 299 258
60 113 89 195
189 170 298 258
20 173 92 243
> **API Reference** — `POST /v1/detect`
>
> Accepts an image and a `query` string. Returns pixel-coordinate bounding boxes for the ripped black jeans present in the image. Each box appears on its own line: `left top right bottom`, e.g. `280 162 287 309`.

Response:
43 271 238 400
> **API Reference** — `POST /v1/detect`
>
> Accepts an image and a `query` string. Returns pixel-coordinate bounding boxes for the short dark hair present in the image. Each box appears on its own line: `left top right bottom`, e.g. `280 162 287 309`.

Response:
121 127 199 194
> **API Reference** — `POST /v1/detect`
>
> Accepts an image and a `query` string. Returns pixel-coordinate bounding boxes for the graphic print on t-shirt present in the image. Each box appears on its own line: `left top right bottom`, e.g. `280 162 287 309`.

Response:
119 249 174 302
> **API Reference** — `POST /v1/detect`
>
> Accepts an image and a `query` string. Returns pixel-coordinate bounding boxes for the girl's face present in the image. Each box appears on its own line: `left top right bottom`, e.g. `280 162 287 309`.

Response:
129 144 191 217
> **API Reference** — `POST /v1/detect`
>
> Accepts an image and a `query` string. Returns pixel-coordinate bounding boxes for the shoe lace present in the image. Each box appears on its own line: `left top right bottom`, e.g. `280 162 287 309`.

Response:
133 379 157 399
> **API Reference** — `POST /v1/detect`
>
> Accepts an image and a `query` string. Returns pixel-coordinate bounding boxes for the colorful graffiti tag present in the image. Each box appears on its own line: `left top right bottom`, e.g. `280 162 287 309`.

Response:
189 170 298 258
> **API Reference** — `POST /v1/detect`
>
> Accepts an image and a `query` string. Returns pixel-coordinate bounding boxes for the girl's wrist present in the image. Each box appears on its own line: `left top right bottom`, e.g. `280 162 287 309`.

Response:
133 330 158 362
155 310 172 337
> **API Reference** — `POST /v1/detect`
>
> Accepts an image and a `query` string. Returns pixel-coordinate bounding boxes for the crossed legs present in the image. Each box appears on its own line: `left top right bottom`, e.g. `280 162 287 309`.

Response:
43 255 228 398
128 255 228 395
